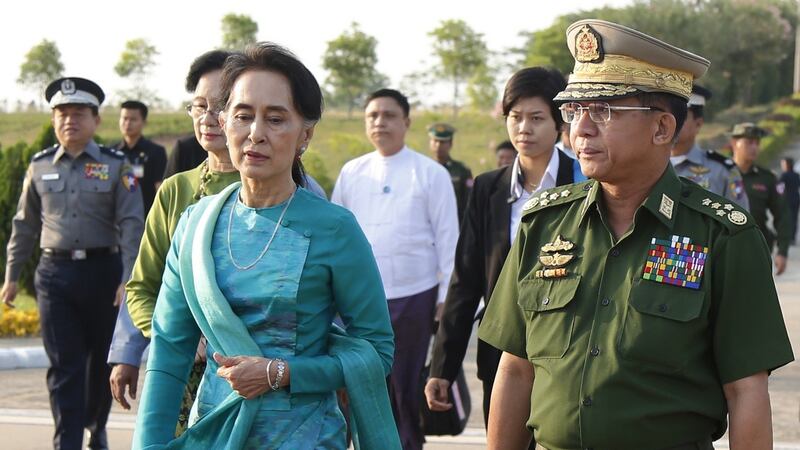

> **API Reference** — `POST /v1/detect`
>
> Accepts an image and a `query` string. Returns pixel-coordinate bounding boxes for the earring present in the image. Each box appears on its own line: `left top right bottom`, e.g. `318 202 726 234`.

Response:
299 145 307 155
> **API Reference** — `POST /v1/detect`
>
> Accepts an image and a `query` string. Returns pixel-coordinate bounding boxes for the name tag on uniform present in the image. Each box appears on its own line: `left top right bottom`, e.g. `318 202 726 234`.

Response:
132 164 145 178
42 173 60 181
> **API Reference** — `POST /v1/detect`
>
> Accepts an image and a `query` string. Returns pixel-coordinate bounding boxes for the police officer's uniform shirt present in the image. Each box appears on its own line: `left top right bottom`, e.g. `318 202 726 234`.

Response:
509 148 560 246
331 146 459 304
478 165 793 449
671 144 749 210
6 140 144 282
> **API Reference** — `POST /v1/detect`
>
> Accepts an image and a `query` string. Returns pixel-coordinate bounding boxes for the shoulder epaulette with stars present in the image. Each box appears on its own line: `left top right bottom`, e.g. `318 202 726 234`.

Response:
31 146 57 161
679 180 754 232
705 150 736 169
99 145 125 159
522 180 593 216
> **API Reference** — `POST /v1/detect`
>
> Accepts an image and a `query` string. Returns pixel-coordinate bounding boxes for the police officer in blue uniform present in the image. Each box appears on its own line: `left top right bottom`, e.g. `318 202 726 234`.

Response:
1 77 144 450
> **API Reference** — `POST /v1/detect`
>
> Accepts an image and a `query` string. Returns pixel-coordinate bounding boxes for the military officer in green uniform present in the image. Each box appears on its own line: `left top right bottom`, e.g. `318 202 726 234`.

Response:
428 123 473 223
671 85 749 209
478 19 794 450
730 122 791 274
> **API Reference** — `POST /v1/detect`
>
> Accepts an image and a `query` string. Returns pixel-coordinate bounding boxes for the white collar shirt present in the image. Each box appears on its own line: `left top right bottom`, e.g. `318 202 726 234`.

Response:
509 147 561 246
331 146 459 303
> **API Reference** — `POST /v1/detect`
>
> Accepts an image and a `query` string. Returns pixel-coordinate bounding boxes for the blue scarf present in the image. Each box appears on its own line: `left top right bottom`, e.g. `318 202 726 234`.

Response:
163 183 400 450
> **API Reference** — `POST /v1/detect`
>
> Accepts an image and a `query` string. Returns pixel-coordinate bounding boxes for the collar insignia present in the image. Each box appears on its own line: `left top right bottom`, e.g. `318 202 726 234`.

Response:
659 194 674 220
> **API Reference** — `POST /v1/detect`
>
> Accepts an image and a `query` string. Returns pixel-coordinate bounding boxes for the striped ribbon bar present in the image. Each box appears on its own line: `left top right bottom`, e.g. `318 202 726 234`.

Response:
642 235 708 290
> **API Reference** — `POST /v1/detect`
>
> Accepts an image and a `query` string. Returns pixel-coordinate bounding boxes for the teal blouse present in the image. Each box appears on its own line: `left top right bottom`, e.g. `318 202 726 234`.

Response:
135 186 395 448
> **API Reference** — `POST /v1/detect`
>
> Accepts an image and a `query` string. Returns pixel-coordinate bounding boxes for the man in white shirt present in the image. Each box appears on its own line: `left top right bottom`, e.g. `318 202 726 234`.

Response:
332 88 459 450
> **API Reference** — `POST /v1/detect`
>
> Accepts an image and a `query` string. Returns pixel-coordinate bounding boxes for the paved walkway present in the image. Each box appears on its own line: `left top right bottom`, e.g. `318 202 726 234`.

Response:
2 141 800 448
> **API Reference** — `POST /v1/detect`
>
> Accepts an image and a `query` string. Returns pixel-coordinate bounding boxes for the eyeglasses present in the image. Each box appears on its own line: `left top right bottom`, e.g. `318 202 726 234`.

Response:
559 102 663 124
185 104 219 120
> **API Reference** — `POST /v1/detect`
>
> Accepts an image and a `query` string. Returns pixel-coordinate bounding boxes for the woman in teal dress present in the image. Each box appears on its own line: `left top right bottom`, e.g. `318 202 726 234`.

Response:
133 43 398 450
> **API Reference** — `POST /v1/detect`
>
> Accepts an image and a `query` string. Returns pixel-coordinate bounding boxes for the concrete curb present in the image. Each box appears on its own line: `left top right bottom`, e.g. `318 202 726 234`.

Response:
0 346 48 370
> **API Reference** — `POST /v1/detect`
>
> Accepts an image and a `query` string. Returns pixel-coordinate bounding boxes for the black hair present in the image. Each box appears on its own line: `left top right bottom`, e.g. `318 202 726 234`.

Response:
688 104 704 120
364 88 410 117
495 140 517 153
783 157 794 167
120 100 148 120
218 42 324 187
636 92 688 142
185 50 234 93
502 67 567 132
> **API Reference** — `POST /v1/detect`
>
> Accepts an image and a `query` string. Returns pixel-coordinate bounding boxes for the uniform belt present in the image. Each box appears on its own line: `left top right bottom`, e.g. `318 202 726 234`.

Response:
535 437 713 450
41 247 119 260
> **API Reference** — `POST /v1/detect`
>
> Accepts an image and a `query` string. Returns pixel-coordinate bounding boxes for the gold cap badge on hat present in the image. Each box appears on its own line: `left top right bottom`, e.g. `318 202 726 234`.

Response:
554 20 710 102
575 25 603 63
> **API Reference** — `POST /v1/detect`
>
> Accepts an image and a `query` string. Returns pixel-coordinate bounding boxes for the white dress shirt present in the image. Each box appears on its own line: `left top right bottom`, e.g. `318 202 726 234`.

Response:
331 146 459 304
509 147 561 245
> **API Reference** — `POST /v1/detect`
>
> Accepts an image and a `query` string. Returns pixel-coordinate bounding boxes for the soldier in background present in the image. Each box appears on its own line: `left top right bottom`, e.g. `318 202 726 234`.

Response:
731 122 791 274
428 123 473 223
670 85 749 209
1 77 144 450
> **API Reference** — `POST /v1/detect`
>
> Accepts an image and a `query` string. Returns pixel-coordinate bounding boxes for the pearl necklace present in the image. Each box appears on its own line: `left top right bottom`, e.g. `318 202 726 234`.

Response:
227 188 296 271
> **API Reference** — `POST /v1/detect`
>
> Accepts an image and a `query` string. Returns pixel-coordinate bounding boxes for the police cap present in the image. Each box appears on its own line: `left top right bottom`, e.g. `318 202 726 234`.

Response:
45 77 105 109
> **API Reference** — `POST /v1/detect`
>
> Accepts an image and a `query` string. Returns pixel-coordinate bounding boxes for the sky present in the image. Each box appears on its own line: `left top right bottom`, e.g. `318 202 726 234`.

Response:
1 0 633 111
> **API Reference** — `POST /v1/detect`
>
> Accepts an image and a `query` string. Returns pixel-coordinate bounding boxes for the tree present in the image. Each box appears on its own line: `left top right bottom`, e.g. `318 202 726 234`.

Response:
465 64 497 111
114 38 159 100
17 39 64 108
322 23 388 117
221 13 258 50
428 20 490 118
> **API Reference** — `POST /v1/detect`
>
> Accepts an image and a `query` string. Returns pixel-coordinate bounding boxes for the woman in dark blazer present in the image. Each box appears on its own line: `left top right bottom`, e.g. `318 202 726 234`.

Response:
425 67 583 433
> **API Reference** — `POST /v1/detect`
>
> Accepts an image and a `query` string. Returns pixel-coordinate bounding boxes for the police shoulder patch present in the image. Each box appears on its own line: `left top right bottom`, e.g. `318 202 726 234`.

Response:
31 146 57 161
705 150 735 169
99 145 125 159
522 180 592 216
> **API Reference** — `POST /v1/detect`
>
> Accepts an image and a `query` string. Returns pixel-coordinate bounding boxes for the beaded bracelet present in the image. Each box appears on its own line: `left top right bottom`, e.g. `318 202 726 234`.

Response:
270 358 286 391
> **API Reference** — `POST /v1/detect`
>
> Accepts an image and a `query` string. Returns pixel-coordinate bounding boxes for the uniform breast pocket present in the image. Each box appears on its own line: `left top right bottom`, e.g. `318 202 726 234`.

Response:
517 275 580 360
34 179 66 214
80 178 113 210
619 279 705 371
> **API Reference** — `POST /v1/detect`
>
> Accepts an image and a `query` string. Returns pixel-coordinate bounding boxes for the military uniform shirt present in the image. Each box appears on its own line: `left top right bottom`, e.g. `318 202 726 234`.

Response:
741 164 792 256
478 165 793 450
5 141 144 282
671 145 749 210
444 159 473 224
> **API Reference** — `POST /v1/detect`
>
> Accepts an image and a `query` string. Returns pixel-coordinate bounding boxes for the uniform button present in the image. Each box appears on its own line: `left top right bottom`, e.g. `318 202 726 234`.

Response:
583 184 592 191
610 248 620 257
303 230 312 238
542 297 550 305
658 304 668 313
281 219 290 227
590 347 600 356
582 396 593 407
74 239 79 243
72 213 77 218
601 297 610 306
71 190 75 194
